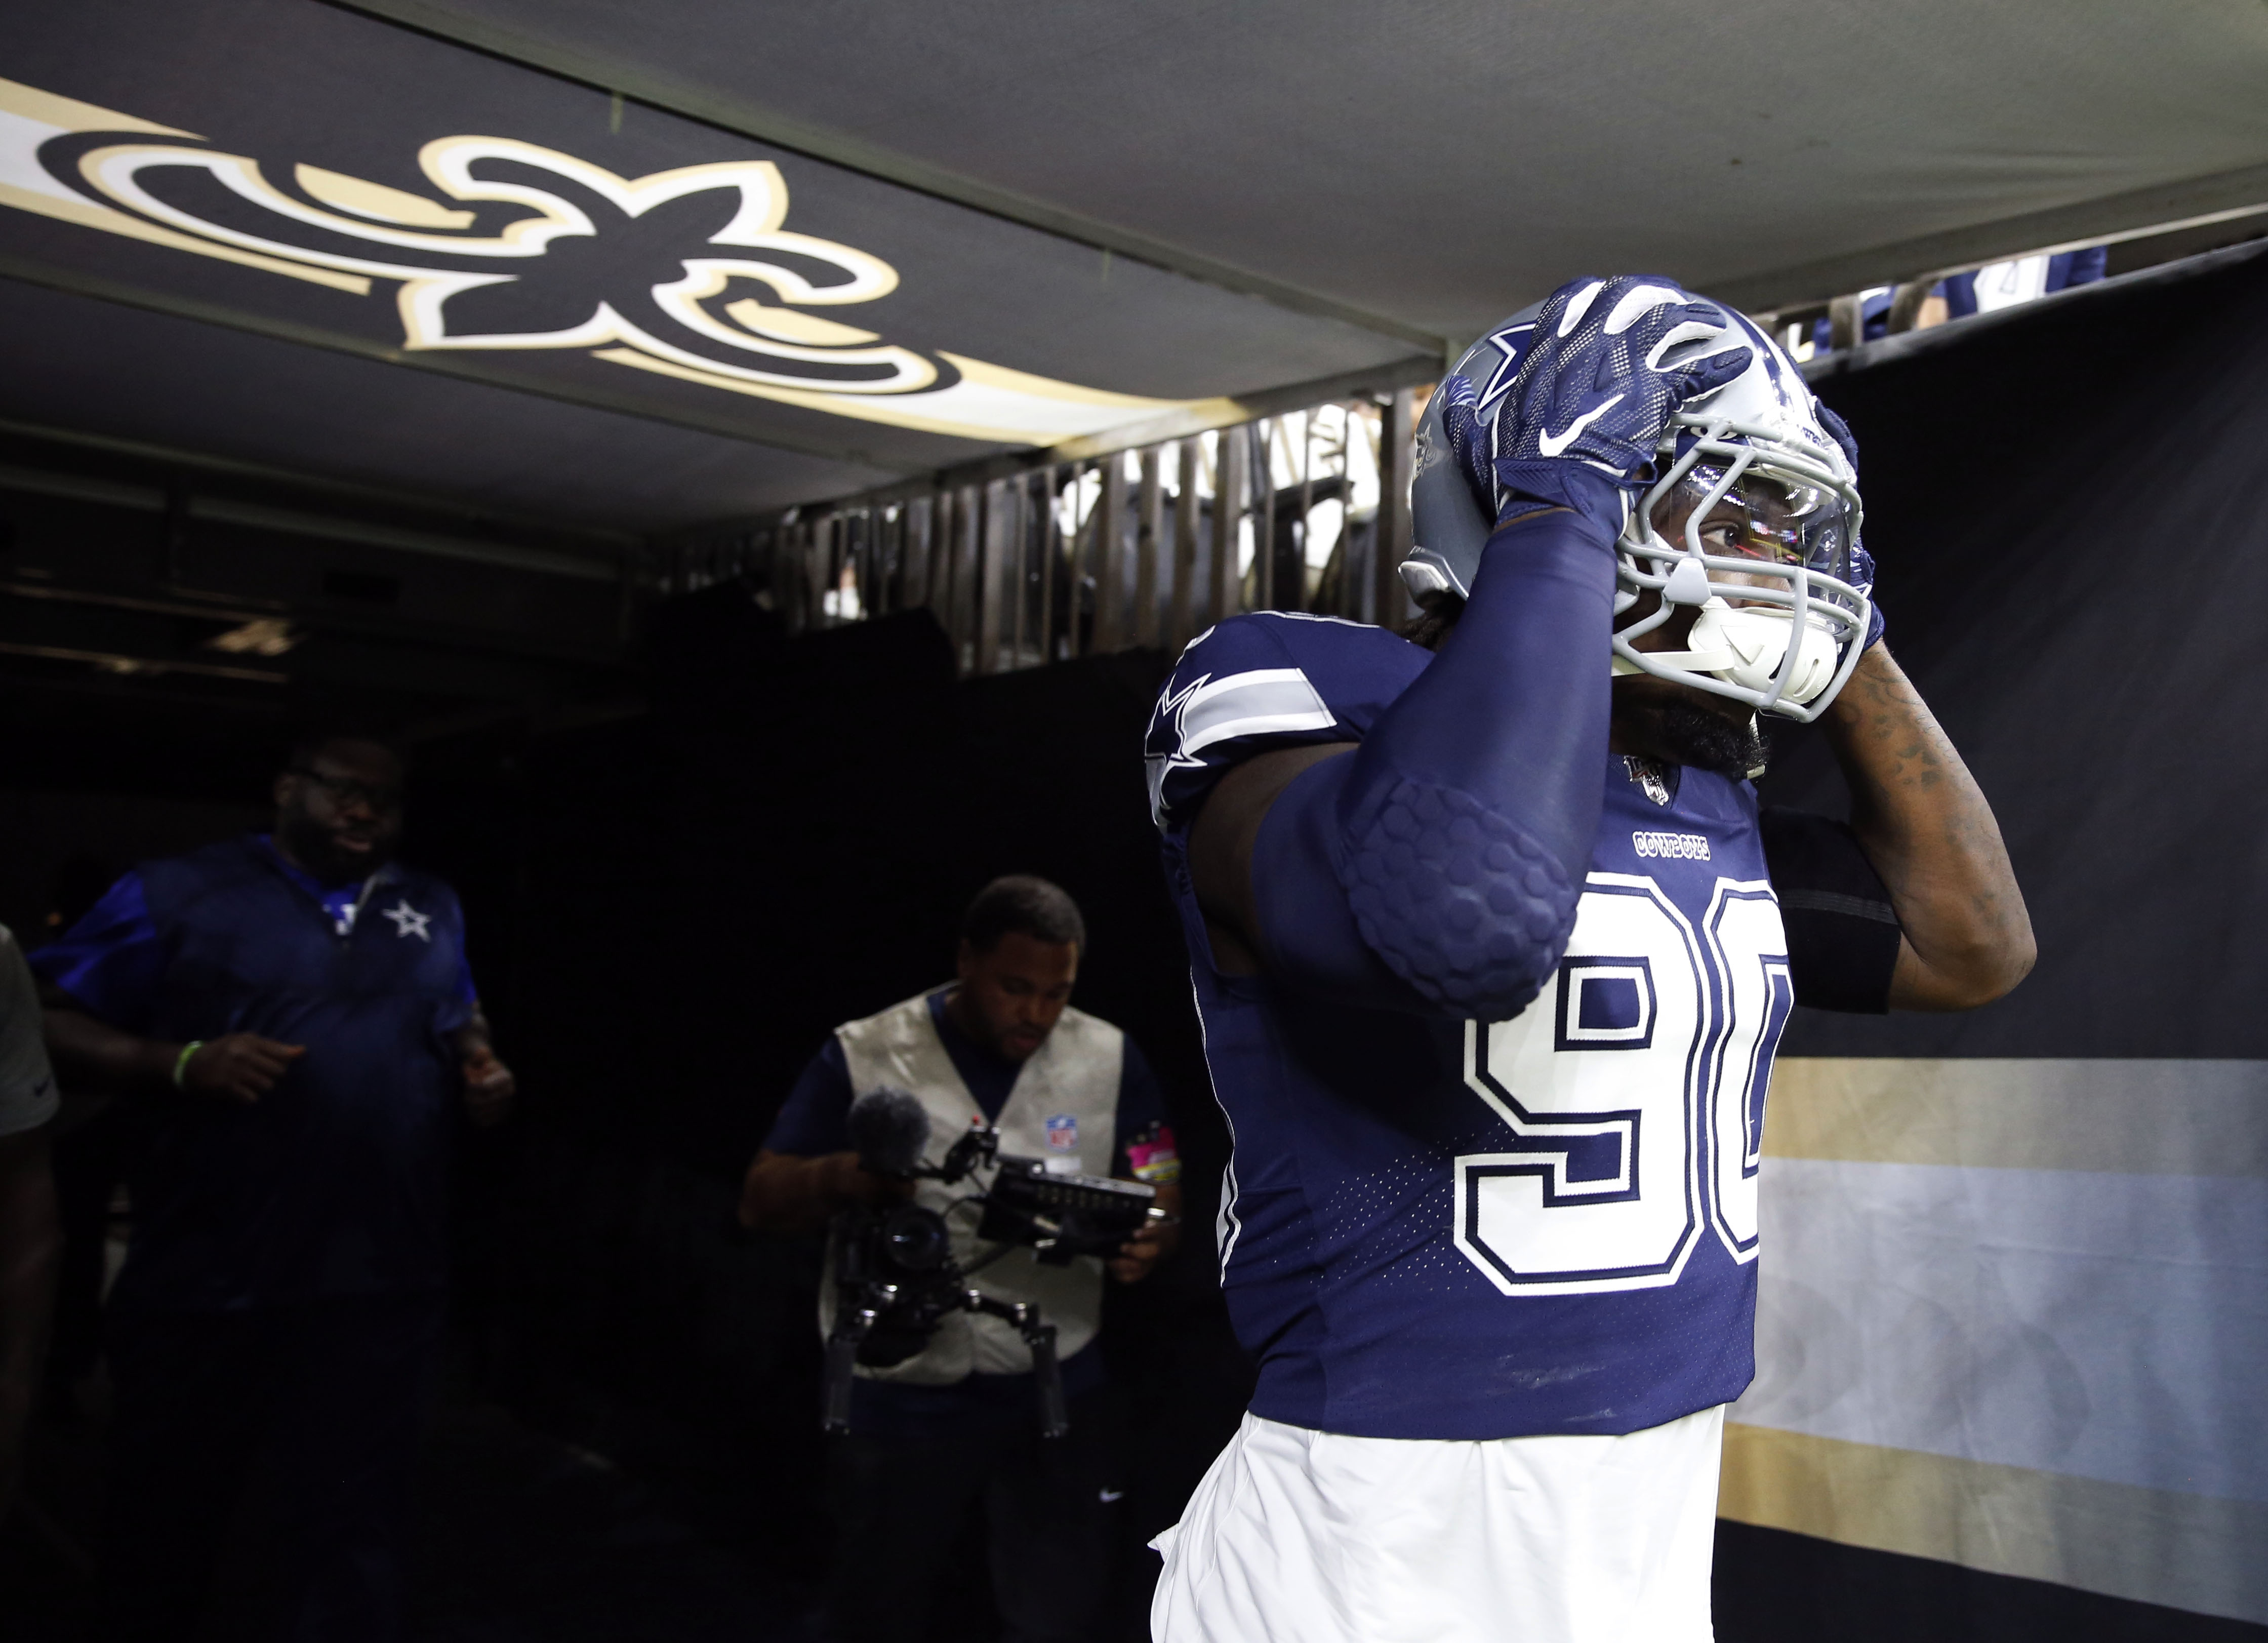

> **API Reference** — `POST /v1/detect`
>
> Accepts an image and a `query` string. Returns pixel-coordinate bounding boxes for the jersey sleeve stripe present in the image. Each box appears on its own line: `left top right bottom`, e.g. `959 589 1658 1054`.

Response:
1173 669 1335 759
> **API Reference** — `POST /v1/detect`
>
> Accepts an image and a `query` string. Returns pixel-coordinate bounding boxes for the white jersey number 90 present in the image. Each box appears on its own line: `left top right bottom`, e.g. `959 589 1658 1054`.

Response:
1450 873 1789 1296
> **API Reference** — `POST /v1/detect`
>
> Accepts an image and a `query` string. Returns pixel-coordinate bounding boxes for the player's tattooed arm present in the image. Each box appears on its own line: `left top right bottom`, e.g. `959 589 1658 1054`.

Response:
1821 645 2035 1010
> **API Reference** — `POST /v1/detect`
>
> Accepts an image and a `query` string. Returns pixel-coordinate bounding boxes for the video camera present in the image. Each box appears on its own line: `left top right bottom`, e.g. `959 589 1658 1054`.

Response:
822 1086 1169 1438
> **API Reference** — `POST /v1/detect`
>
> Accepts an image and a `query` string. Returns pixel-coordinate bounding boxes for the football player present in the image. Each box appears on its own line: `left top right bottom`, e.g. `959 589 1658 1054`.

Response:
1142 275 2033 1642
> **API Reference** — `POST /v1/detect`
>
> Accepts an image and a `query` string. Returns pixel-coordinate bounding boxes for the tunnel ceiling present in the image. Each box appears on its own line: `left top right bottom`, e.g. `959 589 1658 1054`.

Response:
6 0 2267 541
363 0 2268 342
0 0 1427 547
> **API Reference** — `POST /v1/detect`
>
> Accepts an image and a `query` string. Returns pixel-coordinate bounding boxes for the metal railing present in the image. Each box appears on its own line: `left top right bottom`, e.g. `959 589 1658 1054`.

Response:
663 391 1423 673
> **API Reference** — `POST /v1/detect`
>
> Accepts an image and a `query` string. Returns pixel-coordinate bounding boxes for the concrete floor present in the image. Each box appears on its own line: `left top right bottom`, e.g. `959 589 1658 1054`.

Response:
3 1395 814 1642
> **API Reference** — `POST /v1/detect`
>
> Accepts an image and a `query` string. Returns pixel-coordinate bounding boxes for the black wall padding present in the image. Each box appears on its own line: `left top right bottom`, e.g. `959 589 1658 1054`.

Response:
1767 238 2268 1058
468 593 1250 1629
1731 246 2268 1643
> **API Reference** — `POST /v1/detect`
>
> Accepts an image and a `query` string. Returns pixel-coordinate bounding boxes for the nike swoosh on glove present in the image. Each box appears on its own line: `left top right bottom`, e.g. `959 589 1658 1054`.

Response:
1488 275 1753 533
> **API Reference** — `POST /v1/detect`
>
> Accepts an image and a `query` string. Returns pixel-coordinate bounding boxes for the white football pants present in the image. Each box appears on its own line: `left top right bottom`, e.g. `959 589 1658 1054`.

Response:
1150 1404 1724 1643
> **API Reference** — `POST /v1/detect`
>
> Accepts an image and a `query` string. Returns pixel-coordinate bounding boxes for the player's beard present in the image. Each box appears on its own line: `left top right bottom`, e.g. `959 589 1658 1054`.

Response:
1651 700 1769 778
1419 595 1774 777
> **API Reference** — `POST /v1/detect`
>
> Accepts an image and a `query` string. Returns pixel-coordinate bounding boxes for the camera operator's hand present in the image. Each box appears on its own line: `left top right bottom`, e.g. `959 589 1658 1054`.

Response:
819 1151 915 1210
1109 1181 1182 1284
739 1148 911 1234
461 1044 516 1129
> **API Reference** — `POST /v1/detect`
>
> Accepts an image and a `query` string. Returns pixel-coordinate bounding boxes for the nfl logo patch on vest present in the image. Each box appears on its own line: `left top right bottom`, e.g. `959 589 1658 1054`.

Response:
1044 1114 1079 1152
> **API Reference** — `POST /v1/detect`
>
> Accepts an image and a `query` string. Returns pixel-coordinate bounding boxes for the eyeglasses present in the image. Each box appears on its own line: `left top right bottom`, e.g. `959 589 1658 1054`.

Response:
290 767 402 813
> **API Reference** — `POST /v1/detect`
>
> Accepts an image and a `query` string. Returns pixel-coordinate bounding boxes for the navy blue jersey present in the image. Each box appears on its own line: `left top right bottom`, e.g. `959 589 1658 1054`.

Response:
32 837 478 1312
1147 613 1801 1440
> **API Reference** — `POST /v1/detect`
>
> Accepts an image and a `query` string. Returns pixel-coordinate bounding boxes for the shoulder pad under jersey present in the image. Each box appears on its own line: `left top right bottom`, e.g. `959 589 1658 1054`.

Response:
1144 612 1427 831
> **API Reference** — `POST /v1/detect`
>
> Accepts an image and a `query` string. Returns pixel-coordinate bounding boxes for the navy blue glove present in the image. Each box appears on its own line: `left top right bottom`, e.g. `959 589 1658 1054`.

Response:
1438 374 1496 521
1488 276 1752 535
1849 541 1884 650
1815 403 1861 479
1813 403 1884 650
1244 282 1751 1019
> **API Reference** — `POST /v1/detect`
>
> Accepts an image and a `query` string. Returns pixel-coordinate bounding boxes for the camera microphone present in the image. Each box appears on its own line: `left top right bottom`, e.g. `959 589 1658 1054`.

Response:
847 1085 933 1177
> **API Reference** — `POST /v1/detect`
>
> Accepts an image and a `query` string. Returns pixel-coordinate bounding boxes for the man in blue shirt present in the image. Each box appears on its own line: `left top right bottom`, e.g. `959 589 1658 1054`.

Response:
33 733 513 1643
742 875 1181 1643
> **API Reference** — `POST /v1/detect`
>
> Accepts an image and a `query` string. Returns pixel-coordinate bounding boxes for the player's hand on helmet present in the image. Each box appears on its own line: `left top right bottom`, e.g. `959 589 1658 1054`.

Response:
1848 540 1884 650
1494 275 1752 485
1812 403 1885 650
1815 403 1861 481
1437 374 1499 522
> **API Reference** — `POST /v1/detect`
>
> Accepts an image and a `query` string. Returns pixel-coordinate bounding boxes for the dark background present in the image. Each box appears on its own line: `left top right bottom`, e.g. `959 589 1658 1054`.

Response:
13 238 2268 1639
423 604 1256 1636
1770 235 2268 1061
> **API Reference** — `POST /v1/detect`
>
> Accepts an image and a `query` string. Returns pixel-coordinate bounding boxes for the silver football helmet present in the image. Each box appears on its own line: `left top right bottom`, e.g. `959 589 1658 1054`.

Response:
1406 304 1871 722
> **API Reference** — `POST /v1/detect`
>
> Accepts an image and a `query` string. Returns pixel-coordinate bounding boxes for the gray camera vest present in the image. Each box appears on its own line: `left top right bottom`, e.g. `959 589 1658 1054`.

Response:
823 987 1125 1385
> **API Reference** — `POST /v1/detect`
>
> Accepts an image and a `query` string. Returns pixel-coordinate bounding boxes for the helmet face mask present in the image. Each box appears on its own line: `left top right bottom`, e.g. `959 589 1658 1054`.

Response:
1406 298 1874 724
1646 461 1845 576
1609 334 1871 722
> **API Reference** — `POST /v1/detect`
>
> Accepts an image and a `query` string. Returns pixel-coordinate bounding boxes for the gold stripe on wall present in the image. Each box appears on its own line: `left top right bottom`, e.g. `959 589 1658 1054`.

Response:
1764 1058 2268 1177
1720 1423 2268 1625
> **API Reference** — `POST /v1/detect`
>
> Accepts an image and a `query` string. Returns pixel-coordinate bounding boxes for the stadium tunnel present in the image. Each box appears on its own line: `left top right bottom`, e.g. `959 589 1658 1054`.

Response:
5 3 2268 1639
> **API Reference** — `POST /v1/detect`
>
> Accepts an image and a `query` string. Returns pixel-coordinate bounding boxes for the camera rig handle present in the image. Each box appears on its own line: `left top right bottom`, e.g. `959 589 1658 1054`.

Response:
822 1284 894 1435
965 1292 1069 1439
934 1117 999 1185
821 1280 1069 1439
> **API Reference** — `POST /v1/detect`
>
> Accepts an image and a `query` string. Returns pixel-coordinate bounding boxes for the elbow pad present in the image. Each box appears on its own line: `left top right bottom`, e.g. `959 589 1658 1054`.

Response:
1338 774 1580 1019
1242 503 1614 1018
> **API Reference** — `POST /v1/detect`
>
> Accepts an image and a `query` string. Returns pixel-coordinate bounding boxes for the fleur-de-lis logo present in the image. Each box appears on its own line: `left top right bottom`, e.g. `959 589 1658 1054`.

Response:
0 77 1202 445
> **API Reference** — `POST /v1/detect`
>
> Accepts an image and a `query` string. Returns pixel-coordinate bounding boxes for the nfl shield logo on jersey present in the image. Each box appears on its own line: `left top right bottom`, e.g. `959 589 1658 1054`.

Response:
1624 755 1674 806
1044 1114 1079 1152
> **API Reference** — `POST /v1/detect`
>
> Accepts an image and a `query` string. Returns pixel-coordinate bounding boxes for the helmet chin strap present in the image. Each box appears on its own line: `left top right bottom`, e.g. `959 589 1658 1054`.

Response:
1611 599 1839 705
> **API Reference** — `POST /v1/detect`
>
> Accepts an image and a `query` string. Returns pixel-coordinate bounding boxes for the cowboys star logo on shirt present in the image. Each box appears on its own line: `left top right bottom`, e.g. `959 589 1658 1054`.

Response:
380 899 432 942
1043 1114 1080 1152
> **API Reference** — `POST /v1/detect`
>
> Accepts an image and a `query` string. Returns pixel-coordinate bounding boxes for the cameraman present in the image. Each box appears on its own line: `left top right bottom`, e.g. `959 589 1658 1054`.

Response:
740 876 1182 1643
